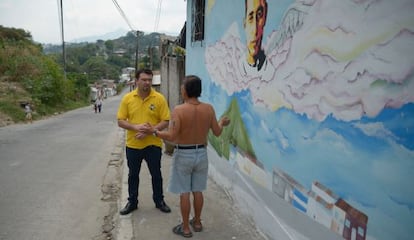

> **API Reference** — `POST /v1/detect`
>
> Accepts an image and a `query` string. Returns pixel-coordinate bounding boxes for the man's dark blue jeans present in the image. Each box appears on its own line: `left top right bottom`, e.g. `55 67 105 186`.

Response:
125 145 164 206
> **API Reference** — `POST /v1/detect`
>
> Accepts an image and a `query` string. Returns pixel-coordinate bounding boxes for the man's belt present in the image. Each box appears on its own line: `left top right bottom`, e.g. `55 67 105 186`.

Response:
175 144 205 149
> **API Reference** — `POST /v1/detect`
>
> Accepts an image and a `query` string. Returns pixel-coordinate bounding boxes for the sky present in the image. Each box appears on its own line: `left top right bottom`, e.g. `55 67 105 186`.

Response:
0 0 187 44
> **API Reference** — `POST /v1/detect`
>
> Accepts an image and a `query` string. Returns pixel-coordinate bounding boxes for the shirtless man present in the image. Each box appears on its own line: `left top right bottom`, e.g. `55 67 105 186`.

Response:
147 75 230 238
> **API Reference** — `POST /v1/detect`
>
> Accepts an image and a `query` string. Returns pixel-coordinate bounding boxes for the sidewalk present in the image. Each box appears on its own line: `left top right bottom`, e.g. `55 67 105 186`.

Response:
116 149 267 240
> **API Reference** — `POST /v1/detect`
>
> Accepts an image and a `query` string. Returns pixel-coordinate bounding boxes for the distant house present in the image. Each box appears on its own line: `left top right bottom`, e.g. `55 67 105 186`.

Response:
100 79 117 97
89 79 117 102
119 67 135 83
119 73 130 83
113 49 126 56
122 67 135 74
152 74 161 92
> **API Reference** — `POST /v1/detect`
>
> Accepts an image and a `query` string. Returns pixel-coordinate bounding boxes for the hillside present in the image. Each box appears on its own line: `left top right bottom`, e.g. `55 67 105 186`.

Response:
0 25 179 127
43 31 175 64
0 26 90 126
0 79 30 126
208 97 256 160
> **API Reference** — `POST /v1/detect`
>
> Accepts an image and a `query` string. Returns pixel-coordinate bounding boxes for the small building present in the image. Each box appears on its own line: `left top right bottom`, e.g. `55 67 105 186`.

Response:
272 168 309 213
335 199 368 240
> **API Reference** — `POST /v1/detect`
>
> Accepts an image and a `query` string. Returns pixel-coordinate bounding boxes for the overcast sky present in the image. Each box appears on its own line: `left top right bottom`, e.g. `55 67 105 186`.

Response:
0 0 187 44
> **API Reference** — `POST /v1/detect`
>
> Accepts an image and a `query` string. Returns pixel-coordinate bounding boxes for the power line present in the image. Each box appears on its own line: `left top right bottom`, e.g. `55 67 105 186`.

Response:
110 0 139 71
111 0 135 31
154 0 163 32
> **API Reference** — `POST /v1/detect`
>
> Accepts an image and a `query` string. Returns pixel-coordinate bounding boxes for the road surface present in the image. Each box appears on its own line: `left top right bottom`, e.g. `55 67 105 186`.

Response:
0 92 124 240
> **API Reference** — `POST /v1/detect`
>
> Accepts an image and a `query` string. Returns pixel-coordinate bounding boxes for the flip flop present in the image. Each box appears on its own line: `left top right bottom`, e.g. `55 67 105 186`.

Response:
189 218 203 232
172 223 193 238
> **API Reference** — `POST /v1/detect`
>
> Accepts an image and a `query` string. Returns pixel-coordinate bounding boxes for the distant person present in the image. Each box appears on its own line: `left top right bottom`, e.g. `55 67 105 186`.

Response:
95 98 102 113
152 75 230 238
93 100 98 113
25 103 32 124
117 69 171 215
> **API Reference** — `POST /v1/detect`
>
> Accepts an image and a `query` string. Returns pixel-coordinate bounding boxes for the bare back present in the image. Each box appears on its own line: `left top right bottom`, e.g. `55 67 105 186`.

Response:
171 102 221 145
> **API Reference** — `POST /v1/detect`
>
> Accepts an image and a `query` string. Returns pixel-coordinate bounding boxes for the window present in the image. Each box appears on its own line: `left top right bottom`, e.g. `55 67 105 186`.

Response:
345 219 351 228
191 0 205 42
273 176 279 185
357 226 365 236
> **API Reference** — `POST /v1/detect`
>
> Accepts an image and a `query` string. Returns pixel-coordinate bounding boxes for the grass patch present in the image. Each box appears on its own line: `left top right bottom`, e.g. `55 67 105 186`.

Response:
0 100 26 122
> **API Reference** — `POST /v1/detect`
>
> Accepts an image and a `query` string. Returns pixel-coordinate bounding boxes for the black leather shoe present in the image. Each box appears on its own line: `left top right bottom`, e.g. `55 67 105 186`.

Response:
119 202 138 215
156 201 171 213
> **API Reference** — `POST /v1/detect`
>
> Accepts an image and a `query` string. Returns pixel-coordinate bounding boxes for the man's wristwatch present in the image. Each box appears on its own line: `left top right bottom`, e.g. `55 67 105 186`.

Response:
153 129 158 137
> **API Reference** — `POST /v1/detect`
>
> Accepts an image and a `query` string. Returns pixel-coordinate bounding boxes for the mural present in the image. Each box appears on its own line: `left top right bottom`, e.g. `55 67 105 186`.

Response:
188 0 414 239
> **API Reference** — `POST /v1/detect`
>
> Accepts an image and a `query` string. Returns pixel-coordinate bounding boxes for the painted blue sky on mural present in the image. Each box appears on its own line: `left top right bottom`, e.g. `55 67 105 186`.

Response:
202 79 414 240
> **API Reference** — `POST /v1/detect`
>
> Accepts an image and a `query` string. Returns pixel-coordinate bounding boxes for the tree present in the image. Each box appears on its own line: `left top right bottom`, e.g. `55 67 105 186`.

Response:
105 40 114 53
82 56 118 80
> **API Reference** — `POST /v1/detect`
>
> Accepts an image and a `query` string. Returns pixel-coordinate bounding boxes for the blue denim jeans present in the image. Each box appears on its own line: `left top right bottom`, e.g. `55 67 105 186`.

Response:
169 147 208 194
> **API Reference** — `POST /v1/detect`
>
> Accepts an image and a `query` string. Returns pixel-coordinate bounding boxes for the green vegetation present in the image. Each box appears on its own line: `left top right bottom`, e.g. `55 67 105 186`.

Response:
0 25 170 126
44 31 163 74
208 97 256 160
0 101 26 122
0 25 92 125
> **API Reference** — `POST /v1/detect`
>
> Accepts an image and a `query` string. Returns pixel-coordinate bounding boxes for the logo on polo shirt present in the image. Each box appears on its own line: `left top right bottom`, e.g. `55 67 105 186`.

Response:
149 104 155 111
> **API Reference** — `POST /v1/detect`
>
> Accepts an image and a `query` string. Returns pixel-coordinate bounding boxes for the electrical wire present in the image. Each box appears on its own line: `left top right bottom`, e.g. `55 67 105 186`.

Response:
154 0 163 32
111 0 135 31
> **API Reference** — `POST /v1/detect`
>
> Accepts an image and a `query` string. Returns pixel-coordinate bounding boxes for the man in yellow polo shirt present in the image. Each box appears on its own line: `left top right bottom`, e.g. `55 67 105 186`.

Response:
117 69 171 215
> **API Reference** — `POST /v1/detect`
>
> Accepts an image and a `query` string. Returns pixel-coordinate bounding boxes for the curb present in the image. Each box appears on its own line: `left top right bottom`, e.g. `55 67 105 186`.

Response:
114 128 134 240
115 161 134 240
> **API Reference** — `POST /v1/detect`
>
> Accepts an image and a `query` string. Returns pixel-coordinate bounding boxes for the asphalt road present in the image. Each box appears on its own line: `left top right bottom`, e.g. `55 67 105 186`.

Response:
0 92 124 240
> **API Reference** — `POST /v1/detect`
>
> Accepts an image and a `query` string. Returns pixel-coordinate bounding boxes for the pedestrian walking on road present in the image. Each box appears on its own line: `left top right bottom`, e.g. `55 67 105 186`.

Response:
117 69 172 215
25 103 32 124
95 98 102 113
152 75 230 238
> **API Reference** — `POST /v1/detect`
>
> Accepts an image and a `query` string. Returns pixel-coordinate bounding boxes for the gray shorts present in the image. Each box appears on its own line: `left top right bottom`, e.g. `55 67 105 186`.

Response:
168 147 208 194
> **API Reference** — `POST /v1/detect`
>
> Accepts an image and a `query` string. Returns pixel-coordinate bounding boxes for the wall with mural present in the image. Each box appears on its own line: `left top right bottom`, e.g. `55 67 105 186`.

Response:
185 0 414 239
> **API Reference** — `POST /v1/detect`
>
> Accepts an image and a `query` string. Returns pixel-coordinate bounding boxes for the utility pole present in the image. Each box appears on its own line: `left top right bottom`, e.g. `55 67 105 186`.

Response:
60 0 66 80
135 30 140 73
149 45 153 69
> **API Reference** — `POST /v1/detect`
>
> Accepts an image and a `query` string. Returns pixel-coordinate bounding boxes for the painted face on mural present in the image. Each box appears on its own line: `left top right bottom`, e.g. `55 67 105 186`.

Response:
244 0 267 67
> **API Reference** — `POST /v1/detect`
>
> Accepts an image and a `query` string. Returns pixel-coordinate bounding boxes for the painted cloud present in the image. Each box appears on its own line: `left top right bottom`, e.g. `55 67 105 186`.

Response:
205 0 414 122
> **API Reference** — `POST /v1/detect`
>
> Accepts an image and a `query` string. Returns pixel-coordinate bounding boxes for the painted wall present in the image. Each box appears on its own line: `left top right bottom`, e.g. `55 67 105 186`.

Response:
185 0 414 239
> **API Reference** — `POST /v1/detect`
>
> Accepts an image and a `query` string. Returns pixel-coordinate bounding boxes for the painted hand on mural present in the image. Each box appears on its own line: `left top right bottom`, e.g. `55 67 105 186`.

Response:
205 0 414 122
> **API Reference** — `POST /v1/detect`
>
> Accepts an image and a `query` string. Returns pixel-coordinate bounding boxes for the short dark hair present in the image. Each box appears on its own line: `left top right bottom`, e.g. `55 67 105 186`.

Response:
136 69 153 79
183 75 202 98
244 0 268 18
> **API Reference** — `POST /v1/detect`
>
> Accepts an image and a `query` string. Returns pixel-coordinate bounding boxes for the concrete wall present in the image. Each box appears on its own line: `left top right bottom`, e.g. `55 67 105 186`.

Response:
185 0 414 240
160 56 185 109
160 55 185 153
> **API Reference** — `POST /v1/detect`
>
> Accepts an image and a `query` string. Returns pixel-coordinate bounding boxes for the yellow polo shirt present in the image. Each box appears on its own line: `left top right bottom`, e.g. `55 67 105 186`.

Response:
117 88 170 149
